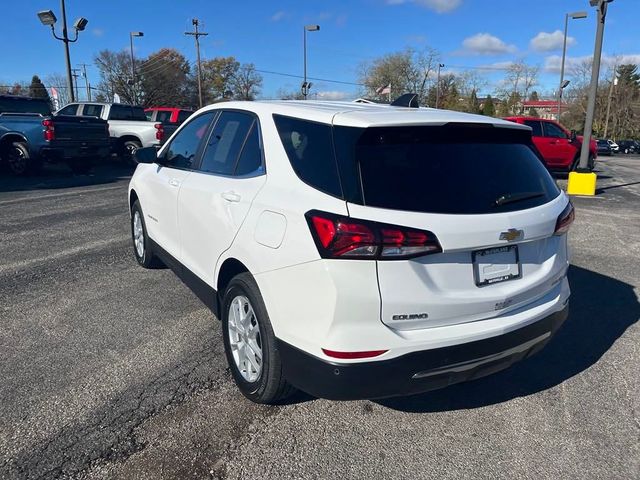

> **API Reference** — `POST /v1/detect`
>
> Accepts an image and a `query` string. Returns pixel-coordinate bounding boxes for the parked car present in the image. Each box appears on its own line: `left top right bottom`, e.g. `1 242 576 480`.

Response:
617 140 639 154
145 107 194 144
503 116 597 171
596 139 612 156
129 100 572 403
0 94 110 175
57 102 163 162
606 139 619 153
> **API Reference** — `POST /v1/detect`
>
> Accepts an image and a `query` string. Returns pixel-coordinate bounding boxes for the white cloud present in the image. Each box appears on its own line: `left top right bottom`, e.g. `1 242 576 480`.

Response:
530 30 575 53
543 53 640 73
92 28 104 37
316 91 352 101
270 11 286 22
386 0 462 14
461 33 517 55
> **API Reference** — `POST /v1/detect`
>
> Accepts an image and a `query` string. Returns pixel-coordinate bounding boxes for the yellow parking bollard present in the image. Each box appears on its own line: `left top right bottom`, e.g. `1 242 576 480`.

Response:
566 171 597 196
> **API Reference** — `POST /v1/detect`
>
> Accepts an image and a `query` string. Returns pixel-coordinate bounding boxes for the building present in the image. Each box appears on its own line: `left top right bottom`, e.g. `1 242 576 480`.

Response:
520 100 569 119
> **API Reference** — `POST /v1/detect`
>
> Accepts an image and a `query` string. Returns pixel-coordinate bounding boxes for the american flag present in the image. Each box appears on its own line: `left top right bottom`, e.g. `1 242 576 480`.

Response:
376 84 391 95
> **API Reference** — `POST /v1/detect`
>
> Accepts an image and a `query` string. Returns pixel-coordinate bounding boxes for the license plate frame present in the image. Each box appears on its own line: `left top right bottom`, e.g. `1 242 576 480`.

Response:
472 245 521 287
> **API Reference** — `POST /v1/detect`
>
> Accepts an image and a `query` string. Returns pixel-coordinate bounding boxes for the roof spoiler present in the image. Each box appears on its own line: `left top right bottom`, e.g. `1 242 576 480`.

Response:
390 93 419 108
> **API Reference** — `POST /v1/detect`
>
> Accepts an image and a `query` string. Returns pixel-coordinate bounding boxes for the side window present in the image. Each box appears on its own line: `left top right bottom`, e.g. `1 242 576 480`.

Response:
163 112 216 170
199 111 254 175
57 104 78 116
273 114 342 197
108 105 127 120
82 104 103 117
145 110 153 121
156 110 173 123
177 110 193 123
523 120 543 137
543 122 568 139
235 123 263 176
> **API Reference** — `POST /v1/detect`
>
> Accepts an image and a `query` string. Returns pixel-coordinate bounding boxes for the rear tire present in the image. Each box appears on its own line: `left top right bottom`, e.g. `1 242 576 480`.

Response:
221 273 295 404
5 142 39 176
123 140 142 165
130 200 162 268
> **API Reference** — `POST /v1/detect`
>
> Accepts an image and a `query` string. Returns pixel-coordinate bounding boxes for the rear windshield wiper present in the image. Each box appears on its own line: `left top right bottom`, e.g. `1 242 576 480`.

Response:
493 192 545 207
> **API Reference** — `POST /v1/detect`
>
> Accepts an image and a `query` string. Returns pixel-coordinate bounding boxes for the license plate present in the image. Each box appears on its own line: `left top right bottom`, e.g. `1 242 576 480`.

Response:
472 245 521 287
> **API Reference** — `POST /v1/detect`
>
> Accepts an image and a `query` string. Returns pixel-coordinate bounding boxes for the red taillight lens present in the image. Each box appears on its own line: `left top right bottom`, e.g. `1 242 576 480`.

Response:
306 210 442 260
322 348 388 359
154 123 164 140
554 202 574 235
42 119 55 141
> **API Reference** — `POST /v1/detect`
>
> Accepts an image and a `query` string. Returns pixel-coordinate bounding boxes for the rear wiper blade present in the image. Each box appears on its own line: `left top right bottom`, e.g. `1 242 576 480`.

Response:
493 192 545 207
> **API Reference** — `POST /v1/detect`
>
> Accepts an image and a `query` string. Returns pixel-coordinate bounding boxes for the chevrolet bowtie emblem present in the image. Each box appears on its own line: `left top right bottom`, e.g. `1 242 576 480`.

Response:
499 229 524 242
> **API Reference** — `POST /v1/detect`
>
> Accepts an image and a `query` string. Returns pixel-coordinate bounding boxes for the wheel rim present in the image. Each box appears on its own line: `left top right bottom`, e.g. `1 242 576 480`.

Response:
126 143 138 157
7 146 27 175
228 295 263 382
133 211 145 258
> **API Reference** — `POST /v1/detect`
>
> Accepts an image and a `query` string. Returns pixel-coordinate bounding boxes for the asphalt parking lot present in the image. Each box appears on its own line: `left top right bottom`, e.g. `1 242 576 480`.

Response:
0 157 638 480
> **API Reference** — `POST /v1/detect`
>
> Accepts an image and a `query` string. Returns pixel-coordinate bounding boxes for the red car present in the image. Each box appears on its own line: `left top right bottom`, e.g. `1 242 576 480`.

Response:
504 117 597 172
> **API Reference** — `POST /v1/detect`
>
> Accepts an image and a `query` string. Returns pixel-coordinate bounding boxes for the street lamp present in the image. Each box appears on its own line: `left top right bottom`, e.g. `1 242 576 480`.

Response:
37 0 88 103
567 0 613 196
302 24 320 100
129 32 144 105
435 63 445 109
557 10 587 120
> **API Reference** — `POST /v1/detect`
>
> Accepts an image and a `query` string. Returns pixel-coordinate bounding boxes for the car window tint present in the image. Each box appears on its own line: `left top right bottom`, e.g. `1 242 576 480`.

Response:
523 120 542 137
235 123 262 175
57 104 78 116
156 110 172 123
543 122 567 139
83 104 103 117
164 112 215 169
273 115 342 197
177 110 193 123
199 111 254 175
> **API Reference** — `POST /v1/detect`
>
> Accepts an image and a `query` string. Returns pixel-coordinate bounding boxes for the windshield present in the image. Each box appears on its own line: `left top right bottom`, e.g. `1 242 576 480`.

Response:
0 97 51 115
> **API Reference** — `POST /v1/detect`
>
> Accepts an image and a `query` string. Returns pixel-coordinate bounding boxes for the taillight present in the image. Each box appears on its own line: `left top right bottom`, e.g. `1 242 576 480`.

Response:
322 348 388 359
554 202 574 235
154 123 164 141
42 119 55 141
306 210 442 260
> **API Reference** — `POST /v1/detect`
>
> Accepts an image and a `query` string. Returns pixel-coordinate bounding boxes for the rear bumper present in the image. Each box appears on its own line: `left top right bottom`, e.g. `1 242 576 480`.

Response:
40 144 111 162
278 305 568 400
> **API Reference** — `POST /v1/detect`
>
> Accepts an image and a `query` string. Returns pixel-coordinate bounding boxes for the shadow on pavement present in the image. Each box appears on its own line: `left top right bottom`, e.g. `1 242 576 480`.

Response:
596 180 640 194
0 162 134 193
376 265 639 413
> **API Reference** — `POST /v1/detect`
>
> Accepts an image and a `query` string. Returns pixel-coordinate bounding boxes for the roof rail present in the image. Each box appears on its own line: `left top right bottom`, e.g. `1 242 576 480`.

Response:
390 93 419 108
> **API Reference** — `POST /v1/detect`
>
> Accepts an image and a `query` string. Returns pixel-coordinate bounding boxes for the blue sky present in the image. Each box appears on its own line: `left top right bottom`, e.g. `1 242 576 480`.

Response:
1 0 638 100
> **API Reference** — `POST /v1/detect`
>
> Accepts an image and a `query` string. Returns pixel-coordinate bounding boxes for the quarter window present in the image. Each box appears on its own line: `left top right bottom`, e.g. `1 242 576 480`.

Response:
523 120 543 137
163 112 216 169
199 111 255 175
82 104 103 117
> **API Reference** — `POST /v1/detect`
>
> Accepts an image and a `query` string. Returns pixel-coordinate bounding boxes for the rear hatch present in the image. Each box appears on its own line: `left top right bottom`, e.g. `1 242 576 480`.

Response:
332 122 570 331
52 115 109 143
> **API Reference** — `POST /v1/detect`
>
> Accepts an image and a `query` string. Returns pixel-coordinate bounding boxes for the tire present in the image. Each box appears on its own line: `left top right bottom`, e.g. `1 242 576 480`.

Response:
130 200 162 268
5 142 39 176
123 140 142 165
221 273 295 404
570 155 594 172
588 154 595 171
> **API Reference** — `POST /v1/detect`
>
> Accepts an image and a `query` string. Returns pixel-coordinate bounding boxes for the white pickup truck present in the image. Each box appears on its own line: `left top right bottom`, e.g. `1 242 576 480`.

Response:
56 102 163 161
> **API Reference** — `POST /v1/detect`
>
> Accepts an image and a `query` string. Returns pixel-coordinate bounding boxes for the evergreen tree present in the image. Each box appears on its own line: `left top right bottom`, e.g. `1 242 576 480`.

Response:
482 95 495 117
29 75 51 103
469 89 480 114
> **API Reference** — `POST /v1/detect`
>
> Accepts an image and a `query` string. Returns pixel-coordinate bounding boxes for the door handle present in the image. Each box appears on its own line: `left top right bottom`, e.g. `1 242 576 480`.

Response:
169 178 180 187
221 191 241 202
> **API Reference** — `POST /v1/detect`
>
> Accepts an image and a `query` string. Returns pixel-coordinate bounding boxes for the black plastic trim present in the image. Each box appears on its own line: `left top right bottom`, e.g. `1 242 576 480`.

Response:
148 238 219 317
277 305 569 400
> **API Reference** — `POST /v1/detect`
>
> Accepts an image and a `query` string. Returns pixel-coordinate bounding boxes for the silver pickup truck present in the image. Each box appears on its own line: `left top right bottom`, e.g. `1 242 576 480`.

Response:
56 102 163 162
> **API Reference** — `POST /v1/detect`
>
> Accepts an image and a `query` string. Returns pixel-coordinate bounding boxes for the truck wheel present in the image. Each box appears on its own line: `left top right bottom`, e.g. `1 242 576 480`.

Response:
6 142 32 176
588 154 595 171
123 140 142 165
222 273 296 404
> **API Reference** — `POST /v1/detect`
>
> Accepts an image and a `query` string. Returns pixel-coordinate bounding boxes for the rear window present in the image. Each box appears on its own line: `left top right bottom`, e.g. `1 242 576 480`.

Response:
336 125 560 214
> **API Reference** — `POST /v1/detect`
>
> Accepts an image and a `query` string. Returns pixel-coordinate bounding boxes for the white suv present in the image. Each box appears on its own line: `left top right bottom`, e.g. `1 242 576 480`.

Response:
128 100 572 404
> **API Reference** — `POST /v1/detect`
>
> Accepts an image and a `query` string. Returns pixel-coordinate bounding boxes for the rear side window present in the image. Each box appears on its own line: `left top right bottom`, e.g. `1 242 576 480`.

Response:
199 111 255 175
109 105 147 121
335 125 560 214
155 110 173 123
523 120 542 137
164 112 215 169
82 104 103 117
273 115 342 197
235 123 262 175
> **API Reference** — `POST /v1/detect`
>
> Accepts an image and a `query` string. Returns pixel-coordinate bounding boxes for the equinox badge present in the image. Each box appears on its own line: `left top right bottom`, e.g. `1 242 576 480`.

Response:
499 228 524 242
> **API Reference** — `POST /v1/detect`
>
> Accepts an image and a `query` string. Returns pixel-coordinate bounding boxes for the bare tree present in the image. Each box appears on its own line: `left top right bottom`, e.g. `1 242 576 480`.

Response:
231 64 263 100
44 73 71 107
496 60 539 114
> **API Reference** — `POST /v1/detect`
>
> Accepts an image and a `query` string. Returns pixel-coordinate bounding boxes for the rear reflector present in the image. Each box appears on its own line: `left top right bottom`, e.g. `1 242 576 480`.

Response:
322 349 388 359
554 202 574 235
306 210 442 260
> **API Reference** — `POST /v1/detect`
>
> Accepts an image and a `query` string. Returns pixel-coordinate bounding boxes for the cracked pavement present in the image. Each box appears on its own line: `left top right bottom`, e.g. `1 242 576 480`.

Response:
0 158 638 479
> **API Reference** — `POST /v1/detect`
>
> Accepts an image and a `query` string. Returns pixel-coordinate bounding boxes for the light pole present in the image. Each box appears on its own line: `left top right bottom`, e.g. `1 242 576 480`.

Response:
302 24 320 100
557 10 587 120
129 31 144 104
435 63 445 109
37 1 88 104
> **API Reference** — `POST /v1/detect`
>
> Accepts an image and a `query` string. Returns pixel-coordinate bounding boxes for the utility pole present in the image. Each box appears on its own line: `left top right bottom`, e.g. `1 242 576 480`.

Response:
185 18 208 108
603 67 617 138
79 63 91 101
435 63 444 109
71 68 80 100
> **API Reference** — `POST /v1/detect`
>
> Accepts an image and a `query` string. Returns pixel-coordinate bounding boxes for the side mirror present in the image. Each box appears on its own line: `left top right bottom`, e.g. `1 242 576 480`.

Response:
134 146 159 164
570 130 577 142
